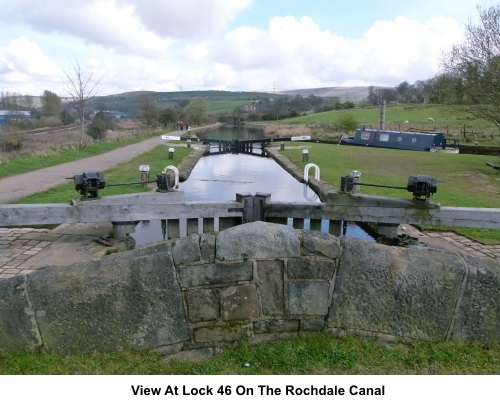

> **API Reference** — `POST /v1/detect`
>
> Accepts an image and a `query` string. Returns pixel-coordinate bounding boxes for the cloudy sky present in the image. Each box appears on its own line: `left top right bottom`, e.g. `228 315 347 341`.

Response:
0 0 490 97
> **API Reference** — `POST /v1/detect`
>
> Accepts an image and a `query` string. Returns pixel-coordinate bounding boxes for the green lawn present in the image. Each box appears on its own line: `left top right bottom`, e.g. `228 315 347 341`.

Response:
281 142 500 243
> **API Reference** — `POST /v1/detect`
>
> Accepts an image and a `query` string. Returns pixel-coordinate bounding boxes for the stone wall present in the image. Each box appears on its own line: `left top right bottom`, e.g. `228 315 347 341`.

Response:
0 222 498 358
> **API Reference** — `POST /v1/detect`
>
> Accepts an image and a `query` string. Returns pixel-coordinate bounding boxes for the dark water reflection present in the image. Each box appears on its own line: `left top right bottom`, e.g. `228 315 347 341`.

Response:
198 125 268 141
132 152 374 244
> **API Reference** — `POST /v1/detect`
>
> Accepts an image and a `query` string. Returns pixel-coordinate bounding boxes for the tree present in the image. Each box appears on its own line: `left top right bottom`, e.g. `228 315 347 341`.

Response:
62 58 102 140
158 108 178 128
184 97 208 125
41 90 61 117
139 97 159 129
86 110 116 141
429 73 464 104
60 107 77 125
232 106 245 125
366 87 397 106
86 116 108 141
441 5 500 130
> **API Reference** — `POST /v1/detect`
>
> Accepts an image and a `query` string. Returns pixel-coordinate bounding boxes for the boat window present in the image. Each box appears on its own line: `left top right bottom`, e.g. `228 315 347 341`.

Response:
360 132 370 140
379 134 389 142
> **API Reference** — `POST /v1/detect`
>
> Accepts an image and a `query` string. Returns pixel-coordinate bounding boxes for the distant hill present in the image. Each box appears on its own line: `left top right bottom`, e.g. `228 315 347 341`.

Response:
279 86 393 101
87 90 277 113
83 87 392 112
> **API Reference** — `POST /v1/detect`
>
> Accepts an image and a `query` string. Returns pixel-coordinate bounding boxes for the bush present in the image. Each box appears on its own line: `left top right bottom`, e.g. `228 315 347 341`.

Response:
37 116 63 128
336 111 358 133
0 132 25 152
86 117 108 141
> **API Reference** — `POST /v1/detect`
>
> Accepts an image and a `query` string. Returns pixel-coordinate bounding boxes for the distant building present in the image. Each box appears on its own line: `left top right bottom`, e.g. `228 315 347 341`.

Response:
0 110 31 126
93 110 127 119
241 102 258 112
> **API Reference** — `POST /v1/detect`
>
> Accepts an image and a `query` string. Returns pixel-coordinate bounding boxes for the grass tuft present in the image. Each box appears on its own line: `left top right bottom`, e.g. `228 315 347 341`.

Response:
1 334 498 375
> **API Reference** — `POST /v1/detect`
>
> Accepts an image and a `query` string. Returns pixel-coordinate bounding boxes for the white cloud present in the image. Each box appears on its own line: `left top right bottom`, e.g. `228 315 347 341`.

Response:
0 36 62 94
120 0 253 38
2 0 173 56
1 0 252 55
210 14 464 90
0 0 467 95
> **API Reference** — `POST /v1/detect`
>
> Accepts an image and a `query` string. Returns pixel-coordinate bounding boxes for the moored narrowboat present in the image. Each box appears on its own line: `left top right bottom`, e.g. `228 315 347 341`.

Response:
340 128 447 151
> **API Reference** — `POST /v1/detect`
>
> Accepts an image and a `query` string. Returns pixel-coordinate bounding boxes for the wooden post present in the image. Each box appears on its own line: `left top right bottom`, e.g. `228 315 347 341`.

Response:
329 220 342 236
112 221 137 240
253 192 271 222
187 218 198 235
376 223 399 240
310 218 322 231
236 193 253 223
167 219 180 239
379 100 386 130
293 218 305 229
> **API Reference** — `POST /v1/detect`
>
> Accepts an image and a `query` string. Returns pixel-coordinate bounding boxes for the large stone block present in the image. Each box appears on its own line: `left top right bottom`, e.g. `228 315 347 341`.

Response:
221 284 259 320
194 323 250 343
288 281 330 315
200 233 216 263
253 319 299 333
216 222 301 261
287 256 336 280
329 238 466 341
185 288 220 323
178 262 252 287
449 255 500 344
171 234 201 265
26 243 189 354
257 260 284 316
0 275 42 350
299 229 342 258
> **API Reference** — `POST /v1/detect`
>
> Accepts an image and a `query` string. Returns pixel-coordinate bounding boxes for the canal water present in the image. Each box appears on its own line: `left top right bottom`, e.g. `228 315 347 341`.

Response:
132 126 375 244
198 125 268 141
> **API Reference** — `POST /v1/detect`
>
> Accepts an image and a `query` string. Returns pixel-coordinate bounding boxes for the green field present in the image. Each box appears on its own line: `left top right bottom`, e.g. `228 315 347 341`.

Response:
282 104 497 137
93 90 273 114
206 100 256 113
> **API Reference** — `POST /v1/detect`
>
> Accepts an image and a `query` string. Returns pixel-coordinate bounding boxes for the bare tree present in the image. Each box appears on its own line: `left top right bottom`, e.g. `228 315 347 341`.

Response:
441 5 500 130
139 97 159 130
62 58 102 141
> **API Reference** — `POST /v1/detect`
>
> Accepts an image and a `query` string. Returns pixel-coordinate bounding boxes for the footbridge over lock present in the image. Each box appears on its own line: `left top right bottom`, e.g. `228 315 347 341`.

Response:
0 184 499 243
164 134 313 156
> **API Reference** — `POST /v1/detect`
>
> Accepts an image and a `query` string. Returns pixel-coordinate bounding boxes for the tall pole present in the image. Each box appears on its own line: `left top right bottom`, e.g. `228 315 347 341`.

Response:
379 100 386 130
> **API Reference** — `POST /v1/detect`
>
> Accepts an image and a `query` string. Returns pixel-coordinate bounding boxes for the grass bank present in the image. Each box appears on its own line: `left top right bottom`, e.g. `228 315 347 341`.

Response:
280 142 500 243
14 142 193 204
0 132 162 179
283 104 498 135
1 334 499 375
